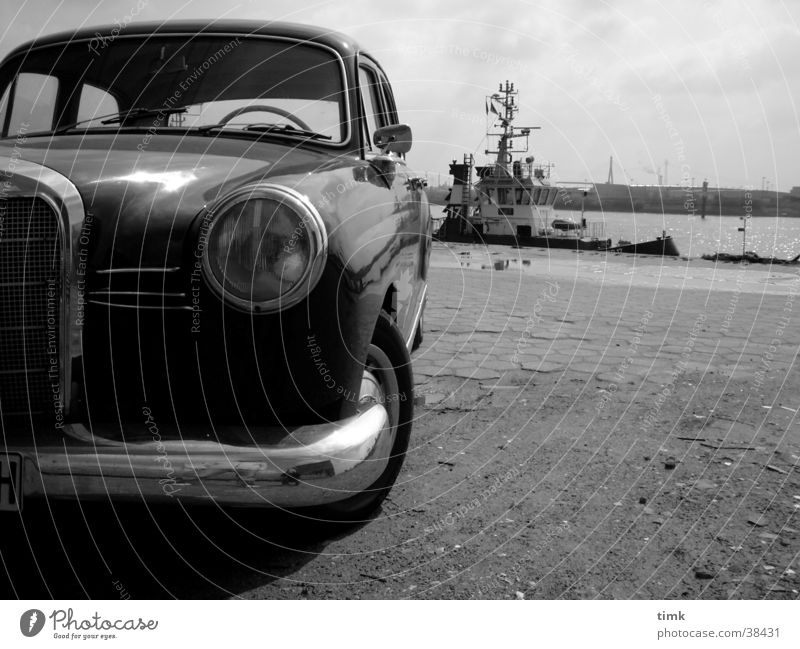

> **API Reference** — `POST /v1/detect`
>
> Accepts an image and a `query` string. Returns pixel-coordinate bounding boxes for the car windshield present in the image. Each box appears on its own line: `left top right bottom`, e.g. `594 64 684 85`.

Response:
0 34 348 142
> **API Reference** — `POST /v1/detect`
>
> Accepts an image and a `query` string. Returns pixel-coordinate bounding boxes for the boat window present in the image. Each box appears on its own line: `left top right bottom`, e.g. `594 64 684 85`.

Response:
485 188 495 202
532 188 541 204
538 189 550 205
515 188 526 204
497 187 509 204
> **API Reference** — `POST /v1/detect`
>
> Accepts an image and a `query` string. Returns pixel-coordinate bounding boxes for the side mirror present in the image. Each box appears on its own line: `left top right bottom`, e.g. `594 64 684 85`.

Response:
373 124 412 155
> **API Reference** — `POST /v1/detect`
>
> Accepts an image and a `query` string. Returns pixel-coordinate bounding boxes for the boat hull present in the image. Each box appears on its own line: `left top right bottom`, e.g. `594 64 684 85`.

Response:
435 225 680 257
608 237 680 256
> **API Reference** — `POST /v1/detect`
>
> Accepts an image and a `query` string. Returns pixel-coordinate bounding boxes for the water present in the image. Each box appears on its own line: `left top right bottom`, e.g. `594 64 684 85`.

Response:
431 245 799 297
554 210 800 259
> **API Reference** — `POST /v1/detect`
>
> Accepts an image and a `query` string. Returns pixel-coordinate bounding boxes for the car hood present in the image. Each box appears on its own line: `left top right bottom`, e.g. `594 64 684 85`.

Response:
5 133 334 268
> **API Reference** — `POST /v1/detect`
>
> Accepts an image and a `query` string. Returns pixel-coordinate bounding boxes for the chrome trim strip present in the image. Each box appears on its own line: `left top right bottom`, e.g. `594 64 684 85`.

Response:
95 267 180 274
0 159 86 417
0 369 48 376
87 300 191 311
88 291 186 297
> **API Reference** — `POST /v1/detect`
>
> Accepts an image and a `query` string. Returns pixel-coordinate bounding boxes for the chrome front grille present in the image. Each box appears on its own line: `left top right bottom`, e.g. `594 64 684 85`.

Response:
0 196 63 419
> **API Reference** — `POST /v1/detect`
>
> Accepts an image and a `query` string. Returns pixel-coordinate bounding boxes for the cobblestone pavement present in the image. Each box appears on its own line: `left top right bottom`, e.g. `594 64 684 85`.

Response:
415 243 799 389
386 243 800 599
4 244 798 599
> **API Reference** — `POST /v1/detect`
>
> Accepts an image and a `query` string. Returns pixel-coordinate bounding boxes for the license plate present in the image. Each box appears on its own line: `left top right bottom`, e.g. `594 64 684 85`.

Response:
0 453 23 511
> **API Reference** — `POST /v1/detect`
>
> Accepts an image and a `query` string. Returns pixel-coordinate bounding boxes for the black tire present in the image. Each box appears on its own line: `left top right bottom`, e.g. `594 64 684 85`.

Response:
308 310 413 523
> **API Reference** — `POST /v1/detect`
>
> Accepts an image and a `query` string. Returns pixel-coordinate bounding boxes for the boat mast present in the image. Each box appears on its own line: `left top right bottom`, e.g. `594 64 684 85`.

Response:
484 81 539 176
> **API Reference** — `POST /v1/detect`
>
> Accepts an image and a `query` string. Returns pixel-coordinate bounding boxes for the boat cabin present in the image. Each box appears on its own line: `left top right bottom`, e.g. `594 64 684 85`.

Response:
474 162 558 237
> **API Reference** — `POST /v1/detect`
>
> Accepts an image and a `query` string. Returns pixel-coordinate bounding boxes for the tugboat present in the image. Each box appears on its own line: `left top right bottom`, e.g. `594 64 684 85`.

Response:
437 81 680 257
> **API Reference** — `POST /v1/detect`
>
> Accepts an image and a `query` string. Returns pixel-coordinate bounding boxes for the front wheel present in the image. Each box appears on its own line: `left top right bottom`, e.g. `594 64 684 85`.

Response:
310 310 413 522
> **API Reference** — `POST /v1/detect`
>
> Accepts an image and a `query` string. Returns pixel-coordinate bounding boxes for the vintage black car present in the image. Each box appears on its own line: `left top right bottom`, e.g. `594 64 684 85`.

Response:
0 21 430 520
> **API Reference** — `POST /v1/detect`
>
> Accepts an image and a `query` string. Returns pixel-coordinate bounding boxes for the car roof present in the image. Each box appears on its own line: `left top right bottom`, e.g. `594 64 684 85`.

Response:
4 19 365 59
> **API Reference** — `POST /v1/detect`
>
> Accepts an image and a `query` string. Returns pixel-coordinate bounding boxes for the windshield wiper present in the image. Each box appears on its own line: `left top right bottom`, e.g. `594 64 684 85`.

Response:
244 123 332 140
51 106 188 134
100 106 187 125
196 122 332 141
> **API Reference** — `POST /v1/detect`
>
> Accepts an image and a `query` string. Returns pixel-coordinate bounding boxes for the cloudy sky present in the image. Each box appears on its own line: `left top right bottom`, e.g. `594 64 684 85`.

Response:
1 0 798 191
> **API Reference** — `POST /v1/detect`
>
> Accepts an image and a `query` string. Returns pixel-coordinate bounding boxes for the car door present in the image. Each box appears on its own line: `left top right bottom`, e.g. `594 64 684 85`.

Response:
358 62 428 345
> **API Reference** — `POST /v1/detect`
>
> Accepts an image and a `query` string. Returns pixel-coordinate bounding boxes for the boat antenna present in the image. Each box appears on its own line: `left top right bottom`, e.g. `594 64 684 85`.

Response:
485 80 540 176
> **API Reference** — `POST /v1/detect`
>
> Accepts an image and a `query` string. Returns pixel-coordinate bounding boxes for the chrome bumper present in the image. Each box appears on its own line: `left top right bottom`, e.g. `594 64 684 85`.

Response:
11 404 391 508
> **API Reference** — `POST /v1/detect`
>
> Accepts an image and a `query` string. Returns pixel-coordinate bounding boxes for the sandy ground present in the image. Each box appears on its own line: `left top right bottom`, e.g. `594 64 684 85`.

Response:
2 243 799 599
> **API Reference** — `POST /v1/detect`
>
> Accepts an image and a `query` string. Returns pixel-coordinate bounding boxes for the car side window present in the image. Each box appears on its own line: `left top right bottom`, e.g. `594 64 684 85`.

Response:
3 72 58 135
375 71 398 124
359 66 385 152
77 84 119 127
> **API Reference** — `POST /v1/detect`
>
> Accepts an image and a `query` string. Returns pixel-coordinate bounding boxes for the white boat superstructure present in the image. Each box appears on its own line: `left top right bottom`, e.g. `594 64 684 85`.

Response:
471 81 559 237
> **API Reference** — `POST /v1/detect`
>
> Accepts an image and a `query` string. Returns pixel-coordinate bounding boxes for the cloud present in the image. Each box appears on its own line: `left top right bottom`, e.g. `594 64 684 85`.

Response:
0 0 796 190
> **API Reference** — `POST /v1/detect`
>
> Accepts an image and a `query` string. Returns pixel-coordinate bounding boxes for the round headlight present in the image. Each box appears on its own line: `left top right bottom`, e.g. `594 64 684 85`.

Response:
202 185 327 312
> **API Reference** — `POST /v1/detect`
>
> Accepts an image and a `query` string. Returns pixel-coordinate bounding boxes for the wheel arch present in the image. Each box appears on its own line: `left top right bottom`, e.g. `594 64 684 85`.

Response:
381 283 398 323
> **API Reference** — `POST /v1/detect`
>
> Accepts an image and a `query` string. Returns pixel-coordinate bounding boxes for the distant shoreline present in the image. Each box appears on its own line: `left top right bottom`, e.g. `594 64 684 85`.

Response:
428 185 800 218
